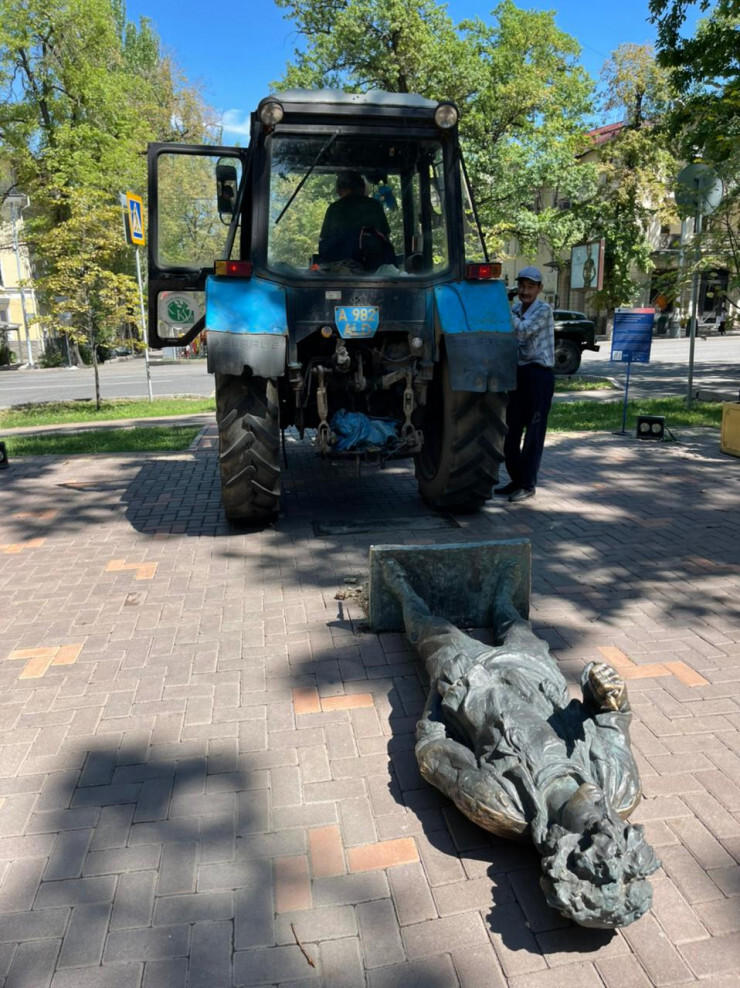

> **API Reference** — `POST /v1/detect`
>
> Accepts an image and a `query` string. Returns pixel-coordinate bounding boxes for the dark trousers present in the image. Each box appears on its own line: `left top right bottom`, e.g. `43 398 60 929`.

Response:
504 363 555 490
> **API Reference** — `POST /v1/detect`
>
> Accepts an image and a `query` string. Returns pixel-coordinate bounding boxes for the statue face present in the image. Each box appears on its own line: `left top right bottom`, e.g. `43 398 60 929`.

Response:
560 782 611 833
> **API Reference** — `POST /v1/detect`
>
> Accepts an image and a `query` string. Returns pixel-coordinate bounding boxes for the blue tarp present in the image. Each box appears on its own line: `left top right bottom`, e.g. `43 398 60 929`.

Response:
330 410 399 451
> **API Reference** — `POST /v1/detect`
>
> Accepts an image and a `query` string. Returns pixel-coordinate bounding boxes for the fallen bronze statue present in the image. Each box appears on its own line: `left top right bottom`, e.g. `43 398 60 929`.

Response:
372 545 659 929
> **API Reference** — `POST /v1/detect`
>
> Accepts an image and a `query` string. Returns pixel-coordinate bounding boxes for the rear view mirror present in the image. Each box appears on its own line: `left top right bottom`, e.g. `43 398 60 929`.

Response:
216 163 238 215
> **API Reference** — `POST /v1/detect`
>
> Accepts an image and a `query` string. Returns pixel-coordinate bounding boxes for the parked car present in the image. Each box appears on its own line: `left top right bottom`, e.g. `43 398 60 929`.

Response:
506 290 599 375
552 309 599 375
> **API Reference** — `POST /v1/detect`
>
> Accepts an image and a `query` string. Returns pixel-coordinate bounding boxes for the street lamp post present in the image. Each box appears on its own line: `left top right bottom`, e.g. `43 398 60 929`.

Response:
4 193 34 367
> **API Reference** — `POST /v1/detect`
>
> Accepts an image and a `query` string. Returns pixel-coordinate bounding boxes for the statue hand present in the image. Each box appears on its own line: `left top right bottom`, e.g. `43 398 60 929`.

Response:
588 662 627 711
416 715 447 747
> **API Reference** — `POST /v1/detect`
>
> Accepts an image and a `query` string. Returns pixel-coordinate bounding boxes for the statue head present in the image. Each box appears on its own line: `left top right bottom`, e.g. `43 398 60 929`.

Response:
540 787 659 928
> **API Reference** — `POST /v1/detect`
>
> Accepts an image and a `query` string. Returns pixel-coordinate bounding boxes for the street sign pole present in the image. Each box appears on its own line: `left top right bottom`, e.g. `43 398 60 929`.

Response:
120 192 152 401
674 164 724 410
135 247 153 402
686 212 703 410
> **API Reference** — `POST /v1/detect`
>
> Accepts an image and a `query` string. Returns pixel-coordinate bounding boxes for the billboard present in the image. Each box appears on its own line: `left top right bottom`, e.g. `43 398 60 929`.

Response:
570 239 604 291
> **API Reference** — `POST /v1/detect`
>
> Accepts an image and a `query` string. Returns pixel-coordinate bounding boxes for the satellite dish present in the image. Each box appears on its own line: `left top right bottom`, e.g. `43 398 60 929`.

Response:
675 163 724 216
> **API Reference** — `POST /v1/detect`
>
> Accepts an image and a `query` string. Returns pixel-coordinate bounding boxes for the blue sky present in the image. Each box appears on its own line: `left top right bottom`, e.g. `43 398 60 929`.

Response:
125 0 684 141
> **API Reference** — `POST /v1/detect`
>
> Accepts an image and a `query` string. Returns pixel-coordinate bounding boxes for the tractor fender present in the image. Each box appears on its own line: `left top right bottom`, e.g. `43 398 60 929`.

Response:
205 275 287 378
433 281 518 393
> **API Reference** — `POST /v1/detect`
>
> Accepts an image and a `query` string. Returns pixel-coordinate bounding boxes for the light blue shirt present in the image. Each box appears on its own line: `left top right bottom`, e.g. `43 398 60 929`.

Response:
511 298 555 368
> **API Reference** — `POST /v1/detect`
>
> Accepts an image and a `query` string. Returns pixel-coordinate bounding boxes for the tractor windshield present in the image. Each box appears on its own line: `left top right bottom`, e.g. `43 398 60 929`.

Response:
266 133 450 278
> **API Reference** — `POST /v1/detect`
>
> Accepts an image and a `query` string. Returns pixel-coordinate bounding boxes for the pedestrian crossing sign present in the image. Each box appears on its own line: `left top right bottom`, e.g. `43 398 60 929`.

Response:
123 192 145 247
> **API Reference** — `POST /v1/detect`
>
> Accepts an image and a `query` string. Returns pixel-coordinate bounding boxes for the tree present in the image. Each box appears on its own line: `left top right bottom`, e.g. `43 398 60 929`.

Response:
273 0 595 257
649 0 739 164
0 0 216 377
35 189 140 405
577 45 679 312
650 0 740 306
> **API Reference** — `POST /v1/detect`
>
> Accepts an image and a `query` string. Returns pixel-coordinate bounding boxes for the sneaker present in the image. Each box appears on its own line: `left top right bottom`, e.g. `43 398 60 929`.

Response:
494 481 519 496
509 487 535 502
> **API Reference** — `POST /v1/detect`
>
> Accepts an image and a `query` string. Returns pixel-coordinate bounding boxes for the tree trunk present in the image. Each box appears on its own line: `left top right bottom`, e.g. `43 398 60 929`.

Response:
87 309 101 409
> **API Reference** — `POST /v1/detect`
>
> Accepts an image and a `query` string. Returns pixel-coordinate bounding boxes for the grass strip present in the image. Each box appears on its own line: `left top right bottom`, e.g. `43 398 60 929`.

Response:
0 397 214 429
5 426 202 457
549 397 722 432
554 377 614 392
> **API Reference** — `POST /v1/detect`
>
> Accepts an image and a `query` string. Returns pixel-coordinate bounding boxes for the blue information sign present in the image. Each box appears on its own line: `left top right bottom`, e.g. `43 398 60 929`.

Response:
610 308 655 364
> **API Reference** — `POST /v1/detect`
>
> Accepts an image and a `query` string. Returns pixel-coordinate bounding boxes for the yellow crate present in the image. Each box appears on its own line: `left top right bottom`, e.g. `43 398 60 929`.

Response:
720 402 740 457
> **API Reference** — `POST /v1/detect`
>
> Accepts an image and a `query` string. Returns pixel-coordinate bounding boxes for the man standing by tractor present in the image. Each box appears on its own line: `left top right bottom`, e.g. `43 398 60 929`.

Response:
496 266 555 503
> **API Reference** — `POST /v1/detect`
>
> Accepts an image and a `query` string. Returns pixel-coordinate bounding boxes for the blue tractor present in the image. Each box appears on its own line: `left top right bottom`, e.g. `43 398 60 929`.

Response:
147 90 516 523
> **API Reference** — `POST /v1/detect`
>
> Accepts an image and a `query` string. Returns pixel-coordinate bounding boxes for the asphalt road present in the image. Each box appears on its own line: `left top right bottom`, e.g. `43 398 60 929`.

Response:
0 335 738 407
578 333 740 400
0 357 214 407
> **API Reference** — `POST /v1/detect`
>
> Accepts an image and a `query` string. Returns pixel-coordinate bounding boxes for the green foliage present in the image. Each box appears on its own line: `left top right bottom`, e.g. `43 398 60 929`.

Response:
39 339 67 367
649 0 739 165
650 2 740 301
273 0 595 256
0 0 216 396
0 331 17 365
578 45 680 310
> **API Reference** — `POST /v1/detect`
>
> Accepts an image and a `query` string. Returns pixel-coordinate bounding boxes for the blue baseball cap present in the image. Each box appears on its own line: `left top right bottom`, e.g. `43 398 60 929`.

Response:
516 266 543 283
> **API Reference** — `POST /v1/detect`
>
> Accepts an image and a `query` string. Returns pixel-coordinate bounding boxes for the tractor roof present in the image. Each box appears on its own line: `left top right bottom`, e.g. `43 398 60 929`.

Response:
272 89 438 111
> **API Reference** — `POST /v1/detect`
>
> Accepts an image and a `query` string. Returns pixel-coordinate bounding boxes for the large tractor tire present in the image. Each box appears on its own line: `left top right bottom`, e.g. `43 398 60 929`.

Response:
414 358 507 511
215 372 281 523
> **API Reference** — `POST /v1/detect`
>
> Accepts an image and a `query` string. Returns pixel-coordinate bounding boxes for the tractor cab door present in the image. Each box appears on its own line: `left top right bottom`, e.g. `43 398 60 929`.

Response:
147 143 251 348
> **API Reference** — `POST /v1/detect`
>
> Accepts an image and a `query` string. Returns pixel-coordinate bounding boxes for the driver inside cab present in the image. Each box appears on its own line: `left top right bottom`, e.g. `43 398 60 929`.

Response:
318 171 394 272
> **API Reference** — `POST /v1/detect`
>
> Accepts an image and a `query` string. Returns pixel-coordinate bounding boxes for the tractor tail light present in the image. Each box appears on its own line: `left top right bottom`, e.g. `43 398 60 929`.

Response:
215 260 253 277
465 262 502 280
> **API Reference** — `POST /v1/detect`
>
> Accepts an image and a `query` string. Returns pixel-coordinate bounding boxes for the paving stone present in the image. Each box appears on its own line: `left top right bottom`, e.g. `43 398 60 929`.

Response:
318 937 365 988
235 882 274 949
678 931 740 979
367 954 459 987
57 902 112 968
110 870 157 930
152 891 233 926
36 875 116 908
104 926 190 962
357 897 405 969
233 944 321 985
536 926 630 965
0 908 69 943
156 842 197 896
595 954 654 988
621 912 694 985
275 905 357 945
43 829 93 881
451 943 508 988
402 912 490 960
274 855 312 913
142 958 187 988
83 845 161 877
659 845 726 903
50 963 143 988
388 861 437 925
308 826 345 879
0 858 45 913
506 963 605 988
313 872 390 907
188 920 232 988
5 937 60 988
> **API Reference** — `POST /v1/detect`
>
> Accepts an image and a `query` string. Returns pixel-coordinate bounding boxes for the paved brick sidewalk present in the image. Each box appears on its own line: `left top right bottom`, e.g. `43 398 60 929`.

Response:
1 425 739 987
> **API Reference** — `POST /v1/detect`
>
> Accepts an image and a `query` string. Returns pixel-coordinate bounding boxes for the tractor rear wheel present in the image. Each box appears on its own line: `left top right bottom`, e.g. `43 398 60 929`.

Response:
414 358 507 511
215 372 281 523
